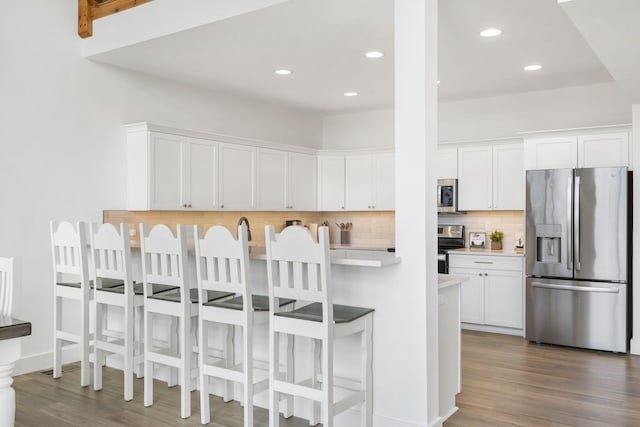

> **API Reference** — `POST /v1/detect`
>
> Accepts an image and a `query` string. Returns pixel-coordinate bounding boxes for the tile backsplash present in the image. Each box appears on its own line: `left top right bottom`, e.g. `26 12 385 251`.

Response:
103 210 396 248
438 211 524 249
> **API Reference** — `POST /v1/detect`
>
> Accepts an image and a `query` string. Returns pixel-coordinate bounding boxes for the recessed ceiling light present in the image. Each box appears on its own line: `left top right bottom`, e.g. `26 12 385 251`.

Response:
365 51 384 59
437 80 441 85
343 92 358 97
274 69 292 76
524 64 543 71
480 28 502 37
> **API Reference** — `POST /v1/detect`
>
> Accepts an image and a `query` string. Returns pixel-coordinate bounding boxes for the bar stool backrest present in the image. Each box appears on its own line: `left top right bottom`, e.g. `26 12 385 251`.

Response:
139 224 188 300
90 223 133 288
0 257 14 316
194 224 250 306
265 225 332 321
50 220 90 288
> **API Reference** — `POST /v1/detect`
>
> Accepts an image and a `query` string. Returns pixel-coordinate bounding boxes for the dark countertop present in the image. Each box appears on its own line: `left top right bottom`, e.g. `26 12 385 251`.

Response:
0 316 32 341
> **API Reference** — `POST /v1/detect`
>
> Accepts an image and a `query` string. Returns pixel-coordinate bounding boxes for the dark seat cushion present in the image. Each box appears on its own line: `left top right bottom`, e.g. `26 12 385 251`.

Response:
147 288 234 304
97 282 178 296
274 302 374 324
57 278 124 290
204 294 295 312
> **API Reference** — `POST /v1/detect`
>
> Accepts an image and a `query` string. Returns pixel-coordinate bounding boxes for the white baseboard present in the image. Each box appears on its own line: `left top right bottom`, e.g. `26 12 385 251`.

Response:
462 323 523 337
14 345 81 376
631 338 640 355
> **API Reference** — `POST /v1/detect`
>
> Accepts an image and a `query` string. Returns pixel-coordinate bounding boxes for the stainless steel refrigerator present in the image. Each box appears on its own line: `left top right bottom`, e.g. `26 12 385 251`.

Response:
525 167 630 352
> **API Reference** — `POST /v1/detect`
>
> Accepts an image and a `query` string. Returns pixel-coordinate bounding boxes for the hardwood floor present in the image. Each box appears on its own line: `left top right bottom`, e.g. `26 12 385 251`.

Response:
13 331 640 426
446 330 640 427
13 364 309 427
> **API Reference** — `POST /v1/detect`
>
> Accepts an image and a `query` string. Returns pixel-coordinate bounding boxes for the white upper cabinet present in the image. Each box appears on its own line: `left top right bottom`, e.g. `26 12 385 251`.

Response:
288 152 317 210
525 130 631 170
437 147 458 179
524 136 578 170
317 155 346 211
493 143 524 210
345 152 395 210
219 143 256 210
458 142 524 211
457 145 493 211
256 149 287 210
578 132 631 169
127 130 218 210
257 149 316 211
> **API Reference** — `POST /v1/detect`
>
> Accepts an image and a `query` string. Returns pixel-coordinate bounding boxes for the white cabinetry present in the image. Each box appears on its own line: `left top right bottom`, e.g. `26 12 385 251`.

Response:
345 152 395 210
525 130 631 170
449 253 524 335
578 132 630 168
257 149 317 210
437 147 458 179
127 130 218 210
219 143 256 210
317 155 345 211
458 142 523 211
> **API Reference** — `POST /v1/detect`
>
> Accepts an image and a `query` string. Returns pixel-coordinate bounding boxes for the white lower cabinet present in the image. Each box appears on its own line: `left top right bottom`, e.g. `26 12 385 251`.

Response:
449 254 524 334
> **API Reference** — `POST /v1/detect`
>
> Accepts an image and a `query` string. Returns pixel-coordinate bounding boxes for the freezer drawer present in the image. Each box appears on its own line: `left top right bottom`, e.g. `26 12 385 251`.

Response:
525 277 628 352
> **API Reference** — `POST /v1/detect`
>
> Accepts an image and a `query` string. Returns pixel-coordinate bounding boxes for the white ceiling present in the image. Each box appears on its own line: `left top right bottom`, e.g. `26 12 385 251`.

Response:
89 0 614 115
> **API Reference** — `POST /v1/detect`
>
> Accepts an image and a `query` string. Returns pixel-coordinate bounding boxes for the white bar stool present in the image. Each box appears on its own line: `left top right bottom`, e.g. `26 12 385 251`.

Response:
265 225 374 427
194 224 295 426
139 223 233 419
90 222 165 401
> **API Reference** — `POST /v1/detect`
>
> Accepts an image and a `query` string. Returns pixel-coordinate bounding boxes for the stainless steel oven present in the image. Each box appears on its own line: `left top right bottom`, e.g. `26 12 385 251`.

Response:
437 179 458 213
438 224 465 274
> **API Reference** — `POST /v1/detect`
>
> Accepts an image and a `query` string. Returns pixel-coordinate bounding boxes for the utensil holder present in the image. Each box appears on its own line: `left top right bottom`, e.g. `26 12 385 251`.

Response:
340 230 351 244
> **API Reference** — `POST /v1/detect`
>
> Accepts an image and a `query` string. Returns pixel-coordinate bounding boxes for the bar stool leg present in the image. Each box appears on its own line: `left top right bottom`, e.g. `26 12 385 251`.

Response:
94 302 104 391
269 329 280 427
168 317 178 387
144 311 154 407
180 315 191 419
53 295 62 379
199 318 210 424
361 316 373 427
243 324 254 426
223 324 234 402
80 290 90 388
310 338 321 425
124 302 134 401
135 305 144 379
284 333 294 418
321 335 334 427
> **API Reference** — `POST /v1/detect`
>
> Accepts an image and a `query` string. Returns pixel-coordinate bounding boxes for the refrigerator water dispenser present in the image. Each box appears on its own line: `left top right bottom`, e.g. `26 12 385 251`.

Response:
535 224 562 264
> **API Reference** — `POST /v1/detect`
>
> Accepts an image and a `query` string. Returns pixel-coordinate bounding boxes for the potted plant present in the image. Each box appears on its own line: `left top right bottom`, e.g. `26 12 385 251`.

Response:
489 230 504 250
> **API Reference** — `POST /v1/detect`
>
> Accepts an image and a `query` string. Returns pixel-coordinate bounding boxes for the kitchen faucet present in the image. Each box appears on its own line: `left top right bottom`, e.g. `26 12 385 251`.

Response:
237 216 252 241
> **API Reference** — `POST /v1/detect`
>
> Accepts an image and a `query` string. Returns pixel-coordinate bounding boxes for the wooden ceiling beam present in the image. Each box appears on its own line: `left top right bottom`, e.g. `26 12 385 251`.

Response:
78 0 153 38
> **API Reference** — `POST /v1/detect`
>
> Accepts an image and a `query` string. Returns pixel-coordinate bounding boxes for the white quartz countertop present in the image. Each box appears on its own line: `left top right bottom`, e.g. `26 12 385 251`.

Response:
448 248 525 257
438 274 469 289
250 247 401 268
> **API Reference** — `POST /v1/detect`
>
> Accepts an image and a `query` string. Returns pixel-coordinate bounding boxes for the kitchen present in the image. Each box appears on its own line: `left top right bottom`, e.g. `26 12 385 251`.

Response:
2 1 640 427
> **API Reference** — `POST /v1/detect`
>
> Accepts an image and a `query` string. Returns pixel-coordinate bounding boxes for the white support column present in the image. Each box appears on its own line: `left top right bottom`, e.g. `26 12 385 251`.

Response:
0 338 21 427
395 0 440 426
631 104 640 355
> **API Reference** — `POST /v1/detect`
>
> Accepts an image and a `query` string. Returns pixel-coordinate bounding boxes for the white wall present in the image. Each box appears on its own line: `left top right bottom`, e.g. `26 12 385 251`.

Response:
632 104 640 355
0 0 322 370
322 82 632 148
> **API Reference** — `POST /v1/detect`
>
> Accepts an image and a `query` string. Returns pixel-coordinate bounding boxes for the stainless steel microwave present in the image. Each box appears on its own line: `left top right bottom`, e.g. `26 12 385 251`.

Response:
437 179 458 213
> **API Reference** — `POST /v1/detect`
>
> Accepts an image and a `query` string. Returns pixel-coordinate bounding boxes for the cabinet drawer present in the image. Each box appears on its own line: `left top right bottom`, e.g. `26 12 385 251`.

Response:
449 254 522 271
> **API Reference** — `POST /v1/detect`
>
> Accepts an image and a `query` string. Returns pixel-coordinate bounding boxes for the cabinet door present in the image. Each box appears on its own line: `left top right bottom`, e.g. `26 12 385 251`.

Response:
317 156 345 211
345 155 373 210
219 144 256 210
256 149 287 210
372 153 395 210
457 146 493 211
150 133 183 210
524 136 577 170
493 143 524 210
437 147 458 179
578 132 630 168
289 153 317 210
185 137 217 210
484 269 523 328
449 267 485 324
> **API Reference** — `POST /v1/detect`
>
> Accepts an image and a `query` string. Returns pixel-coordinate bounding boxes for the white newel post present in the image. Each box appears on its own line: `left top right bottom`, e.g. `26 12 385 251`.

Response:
0 338 20 427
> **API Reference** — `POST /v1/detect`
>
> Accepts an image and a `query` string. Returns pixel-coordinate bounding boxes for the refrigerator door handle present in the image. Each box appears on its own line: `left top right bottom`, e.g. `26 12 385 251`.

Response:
567 176 573 271
531 282 619 294
574 175 581 271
